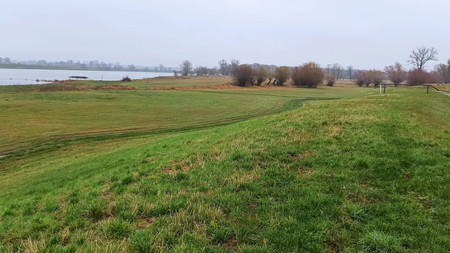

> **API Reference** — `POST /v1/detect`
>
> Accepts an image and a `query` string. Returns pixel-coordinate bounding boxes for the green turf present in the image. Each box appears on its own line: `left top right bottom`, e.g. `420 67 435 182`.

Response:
0 79 448 252
0 78 366 155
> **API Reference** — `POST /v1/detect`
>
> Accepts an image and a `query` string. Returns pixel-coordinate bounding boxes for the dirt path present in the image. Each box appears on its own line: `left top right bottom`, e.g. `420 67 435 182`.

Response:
438 90 450 97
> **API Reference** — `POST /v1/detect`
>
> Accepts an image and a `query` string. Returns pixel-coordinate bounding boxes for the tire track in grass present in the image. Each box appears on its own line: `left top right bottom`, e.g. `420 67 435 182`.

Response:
0 97 310 158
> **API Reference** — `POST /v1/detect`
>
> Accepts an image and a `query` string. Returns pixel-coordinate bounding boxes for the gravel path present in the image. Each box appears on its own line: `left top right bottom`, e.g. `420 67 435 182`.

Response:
438 91 450 97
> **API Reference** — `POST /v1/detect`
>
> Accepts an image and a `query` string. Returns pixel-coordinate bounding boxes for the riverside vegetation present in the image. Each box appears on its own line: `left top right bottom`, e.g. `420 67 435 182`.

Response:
0 77 449 252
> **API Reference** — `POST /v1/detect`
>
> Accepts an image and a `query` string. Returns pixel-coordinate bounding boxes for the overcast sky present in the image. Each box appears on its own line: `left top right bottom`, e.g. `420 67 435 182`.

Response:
2 0 449 69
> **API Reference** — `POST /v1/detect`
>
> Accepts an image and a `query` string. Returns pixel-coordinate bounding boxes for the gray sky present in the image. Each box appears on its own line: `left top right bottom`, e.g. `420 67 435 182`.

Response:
2 0 449 69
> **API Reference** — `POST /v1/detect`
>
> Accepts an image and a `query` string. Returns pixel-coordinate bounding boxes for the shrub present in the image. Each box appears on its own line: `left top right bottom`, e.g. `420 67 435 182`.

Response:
121 76 131 82
354 70 373 87
407 69 430 85
255 67 268 86
325 74 336 87
274 66 290 86
232 64 254 86
267 71 275 85
385 62 406 86
354 70 366 87
429 71 445 83
367 70 385 87
291 62 324 88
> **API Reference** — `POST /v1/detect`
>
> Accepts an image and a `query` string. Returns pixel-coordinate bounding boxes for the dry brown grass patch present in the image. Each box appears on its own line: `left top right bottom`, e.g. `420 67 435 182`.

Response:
136 217 158 229
223 238 239 250
297 168 314 178
38 84 137 92
328 126 342 137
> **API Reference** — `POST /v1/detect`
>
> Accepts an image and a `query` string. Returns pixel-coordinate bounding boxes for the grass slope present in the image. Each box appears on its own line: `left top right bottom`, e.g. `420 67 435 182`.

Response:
0 85 449 252
0 78 365 155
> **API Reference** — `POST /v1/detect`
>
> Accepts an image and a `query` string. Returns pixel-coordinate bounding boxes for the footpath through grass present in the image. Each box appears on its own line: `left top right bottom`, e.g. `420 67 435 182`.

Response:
0 85 449 252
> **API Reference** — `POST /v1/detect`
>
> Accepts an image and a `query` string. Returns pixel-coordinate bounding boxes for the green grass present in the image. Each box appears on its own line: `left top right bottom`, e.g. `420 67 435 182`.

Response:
0 78 365 155
0 79 448 252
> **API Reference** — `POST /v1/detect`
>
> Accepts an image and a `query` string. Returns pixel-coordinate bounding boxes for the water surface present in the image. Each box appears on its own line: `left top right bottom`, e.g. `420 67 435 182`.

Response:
0 68 172 85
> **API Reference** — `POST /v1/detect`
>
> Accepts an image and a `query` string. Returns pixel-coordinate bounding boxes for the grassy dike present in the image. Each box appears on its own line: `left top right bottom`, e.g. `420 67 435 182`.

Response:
0 82 449 252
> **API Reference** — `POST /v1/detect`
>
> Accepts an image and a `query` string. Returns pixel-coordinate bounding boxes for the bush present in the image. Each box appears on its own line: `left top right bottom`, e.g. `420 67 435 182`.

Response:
367 70 385 87
325 74 336 87
255 67 268 86
385 63 406 86
232 64 254 86
354 70 372 87
274 66 290 86
354 71 366 87
429 71 444 83
407 69 430 85
291 62 324 88
121 76 131 82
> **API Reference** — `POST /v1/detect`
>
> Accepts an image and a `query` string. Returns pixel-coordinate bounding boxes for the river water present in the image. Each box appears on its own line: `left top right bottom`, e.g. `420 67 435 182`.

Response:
0 68 172 85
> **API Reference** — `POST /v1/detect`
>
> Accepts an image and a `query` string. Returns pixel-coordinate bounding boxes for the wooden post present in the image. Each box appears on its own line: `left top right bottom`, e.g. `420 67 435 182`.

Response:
427 85 429 94
384 84 386 94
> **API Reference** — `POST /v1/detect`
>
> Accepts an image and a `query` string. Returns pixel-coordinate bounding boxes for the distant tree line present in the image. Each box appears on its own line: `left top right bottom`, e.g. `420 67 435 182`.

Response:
0 57 174 73
352 46 449 86
177 45 448 87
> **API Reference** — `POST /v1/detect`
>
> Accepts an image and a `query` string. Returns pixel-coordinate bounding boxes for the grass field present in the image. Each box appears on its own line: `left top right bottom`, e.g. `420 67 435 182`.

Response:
0 78 366 155
0 77 449 252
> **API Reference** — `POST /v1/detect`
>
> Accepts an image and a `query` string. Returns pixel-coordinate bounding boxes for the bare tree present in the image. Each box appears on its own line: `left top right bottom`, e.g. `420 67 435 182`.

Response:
330 63 344 80
128 64 136 71
218 59 229 75
385 62 407 86
195 66 209 76
180 60 192 76
230 59 240 74
346 66 353 80
3 57 11 64
208 67 218 76
435 59 450 84
325 64 331 74
408 46 438 70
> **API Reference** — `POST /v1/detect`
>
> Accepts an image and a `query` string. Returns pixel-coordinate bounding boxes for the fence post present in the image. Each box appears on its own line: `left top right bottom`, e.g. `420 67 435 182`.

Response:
427 85 429 94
